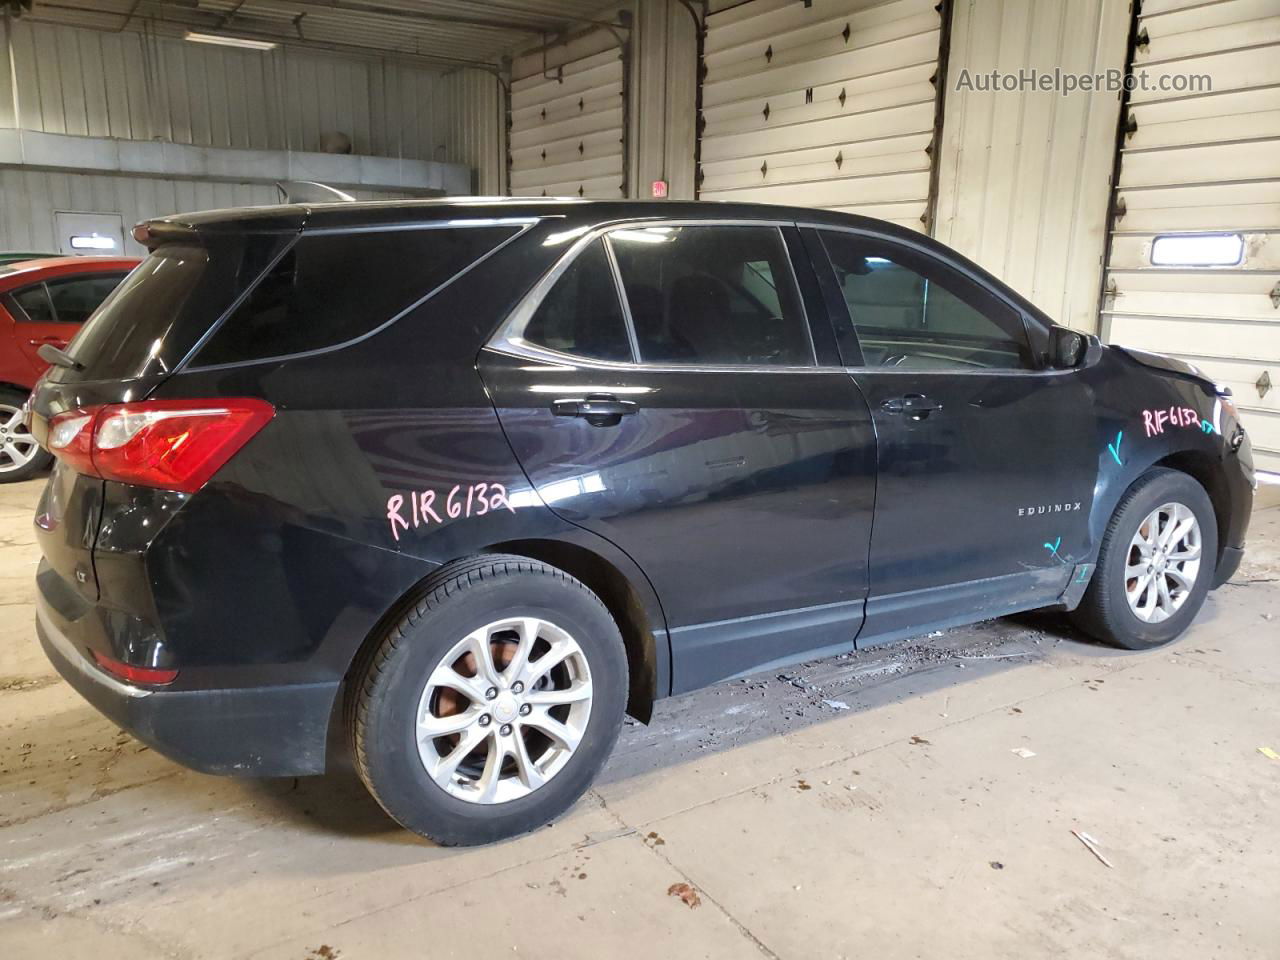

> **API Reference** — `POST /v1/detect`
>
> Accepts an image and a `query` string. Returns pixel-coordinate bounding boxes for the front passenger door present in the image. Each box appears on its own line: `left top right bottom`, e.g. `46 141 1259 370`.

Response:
809 228 1098 646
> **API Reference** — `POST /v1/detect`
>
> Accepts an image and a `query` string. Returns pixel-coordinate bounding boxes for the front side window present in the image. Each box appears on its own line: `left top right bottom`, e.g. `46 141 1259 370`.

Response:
609 225 812 366
819 231 1033 371
521 239 632 362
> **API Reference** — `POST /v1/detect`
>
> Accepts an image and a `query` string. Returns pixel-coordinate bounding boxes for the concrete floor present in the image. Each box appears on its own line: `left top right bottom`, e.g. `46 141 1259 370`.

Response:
1 477 1277 960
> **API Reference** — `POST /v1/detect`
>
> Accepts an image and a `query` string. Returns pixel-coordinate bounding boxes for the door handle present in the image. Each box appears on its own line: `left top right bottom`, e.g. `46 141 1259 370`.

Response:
551 393 638 426
31 336 68 346
881 394 942 419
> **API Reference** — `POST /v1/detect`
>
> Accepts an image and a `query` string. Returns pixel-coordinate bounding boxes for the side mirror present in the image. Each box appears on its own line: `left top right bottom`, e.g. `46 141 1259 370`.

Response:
1049 326 1090 368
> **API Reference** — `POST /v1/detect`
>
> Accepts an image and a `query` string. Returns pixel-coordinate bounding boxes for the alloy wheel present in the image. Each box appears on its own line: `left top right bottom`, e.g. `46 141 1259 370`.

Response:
416 616 593 804
1125 501 1202 624
0 403 39 475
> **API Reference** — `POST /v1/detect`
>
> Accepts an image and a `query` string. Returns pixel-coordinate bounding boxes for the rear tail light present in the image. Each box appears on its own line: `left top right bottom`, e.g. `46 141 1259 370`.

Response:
91 649 178 686
47 398 274 493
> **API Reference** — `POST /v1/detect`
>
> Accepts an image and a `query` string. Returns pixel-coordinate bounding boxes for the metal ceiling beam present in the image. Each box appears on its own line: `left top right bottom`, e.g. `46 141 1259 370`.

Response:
178 0 558 35
32 2 505 72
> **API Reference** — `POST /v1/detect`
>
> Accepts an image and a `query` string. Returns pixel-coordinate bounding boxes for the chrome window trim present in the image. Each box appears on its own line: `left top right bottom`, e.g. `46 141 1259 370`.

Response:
491 218 819 371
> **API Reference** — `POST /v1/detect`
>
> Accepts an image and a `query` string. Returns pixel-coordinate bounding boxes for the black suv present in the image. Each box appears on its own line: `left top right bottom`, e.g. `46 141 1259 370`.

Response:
28 200 1254 845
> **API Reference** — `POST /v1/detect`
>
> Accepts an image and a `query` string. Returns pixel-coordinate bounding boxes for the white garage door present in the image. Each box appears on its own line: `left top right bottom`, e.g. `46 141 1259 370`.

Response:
509 39 626 199
1102 0 1280 473
699 0 944 230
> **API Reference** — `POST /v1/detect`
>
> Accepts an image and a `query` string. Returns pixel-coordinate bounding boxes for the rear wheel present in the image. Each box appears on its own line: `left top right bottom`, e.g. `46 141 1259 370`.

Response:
0 390 51 483
1071 468 1217 649
353 555 627 845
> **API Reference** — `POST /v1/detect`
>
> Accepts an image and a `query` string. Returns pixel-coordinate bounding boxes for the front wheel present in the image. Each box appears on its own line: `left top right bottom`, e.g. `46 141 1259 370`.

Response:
0 390 51 483
353 556 628 845
1071 468 1217 650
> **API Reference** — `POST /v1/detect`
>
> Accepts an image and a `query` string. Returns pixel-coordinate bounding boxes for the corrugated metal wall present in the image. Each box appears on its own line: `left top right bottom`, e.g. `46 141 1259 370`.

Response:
0 18 443 161
434 70 506 195
932 0 1129 331
0 168 417 256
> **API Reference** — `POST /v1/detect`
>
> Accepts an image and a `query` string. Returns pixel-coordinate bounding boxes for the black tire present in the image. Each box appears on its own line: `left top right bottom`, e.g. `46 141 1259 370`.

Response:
353 555 628 845
0 388 51 483
1071 468 1218 650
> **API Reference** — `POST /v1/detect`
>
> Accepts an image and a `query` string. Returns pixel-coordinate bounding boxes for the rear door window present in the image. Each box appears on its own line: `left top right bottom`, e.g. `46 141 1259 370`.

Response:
607 225 812 367
45 274 128 324
194 225 519 366
11 283 55 324
520 239 633 362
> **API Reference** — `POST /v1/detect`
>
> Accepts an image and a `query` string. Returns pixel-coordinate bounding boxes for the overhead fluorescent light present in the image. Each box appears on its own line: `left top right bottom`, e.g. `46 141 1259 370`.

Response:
184 31 278 51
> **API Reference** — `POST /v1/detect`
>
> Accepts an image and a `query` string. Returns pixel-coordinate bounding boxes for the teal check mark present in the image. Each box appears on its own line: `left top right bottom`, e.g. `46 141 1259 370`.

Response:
1044 537 1063 563
1107 431 1123 465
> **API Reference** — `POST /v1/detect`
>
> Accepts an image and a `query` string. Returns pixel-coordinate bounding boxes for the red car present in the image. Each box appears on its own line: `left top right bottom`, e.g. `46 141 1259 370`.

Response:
1 256 139 481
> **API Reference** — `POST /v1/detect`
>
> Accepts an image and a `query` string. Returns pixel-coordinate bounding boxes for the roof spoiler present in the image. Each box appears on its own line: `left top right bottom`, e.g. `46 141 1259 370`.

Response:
275 180 356 204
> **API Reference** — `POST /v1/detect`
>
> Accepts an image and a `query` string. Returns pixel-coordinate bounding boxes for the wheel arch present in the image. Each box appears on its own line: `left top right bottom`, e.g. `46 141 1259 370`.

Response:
1091 449 1231 576
486 538 666 724
337 540 667 760
1150 450 1233 573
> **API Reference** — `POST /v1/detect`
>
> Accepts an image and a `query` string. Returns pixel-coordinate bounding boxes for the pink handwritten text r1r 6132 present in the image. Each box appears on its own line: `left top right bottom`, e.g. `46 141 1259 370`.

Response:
1143 406 1209 438
387 482 515 541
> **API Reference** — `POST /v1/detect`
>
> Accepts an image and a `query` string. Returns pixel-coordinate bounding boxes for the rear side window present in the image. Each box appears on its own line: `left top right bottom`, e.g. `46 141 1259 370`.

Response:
194 226 518 366
521 239 632 362
608 225 812 367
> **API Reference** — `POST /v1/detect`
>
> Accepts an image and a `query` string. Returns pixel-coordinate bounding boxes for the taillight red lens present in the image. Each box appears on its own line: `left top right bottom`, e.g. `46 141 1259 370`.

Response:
91 649 178 686
46 398 274 494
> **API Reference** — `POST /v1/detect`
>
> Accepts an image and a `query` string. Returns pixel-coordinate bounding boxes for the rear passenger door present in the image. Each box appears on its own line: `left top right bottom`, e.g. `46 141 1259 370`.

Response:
480 222 877 693
806 227 1099 645
6 274 127 374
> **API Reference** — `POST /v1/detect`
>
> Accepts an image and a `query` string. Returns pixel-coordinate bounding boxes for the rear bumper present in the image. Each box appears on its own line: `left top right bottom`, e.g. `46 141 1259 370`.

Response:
37 593 338 777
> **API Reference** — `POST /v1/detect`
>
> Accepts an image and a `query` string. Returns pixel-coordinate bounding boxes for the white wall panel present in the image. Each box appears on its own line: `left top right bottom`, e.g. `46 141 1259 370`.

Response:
932 0 1129 332
699 0 942 229
1102 0 1280 471
0 19 446 162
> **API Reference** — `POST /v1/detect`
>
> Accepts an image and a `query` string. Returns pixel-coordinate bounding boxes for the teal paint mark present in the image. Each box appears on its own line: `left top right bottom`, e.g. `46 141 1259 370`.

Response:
1043 537 1064 564
1200 419 1215 434
1107 431 1124 465
1075 565 1091 584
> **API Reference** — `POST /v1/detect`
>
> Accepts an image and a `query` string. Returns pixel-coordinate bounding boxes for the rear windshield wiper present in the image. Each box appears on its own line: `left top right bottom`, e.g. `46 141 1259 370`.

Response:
37 343 84 371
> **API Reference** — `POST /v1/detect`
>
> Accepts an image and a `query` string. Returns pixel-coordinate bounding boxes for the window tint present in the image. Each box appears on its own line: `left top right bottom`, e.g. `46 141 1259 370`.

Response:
195 226 518 366
12 283 54 324
521 239 632 362
609 225 812 366
820 231 1032 371
45 274 128 324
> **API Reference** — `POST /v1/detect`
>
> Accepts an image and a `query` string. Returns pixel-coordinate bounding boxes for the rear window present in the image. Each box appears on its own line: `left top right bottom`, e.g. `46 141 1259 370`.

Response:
192 225 520 366
56 234 288 382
